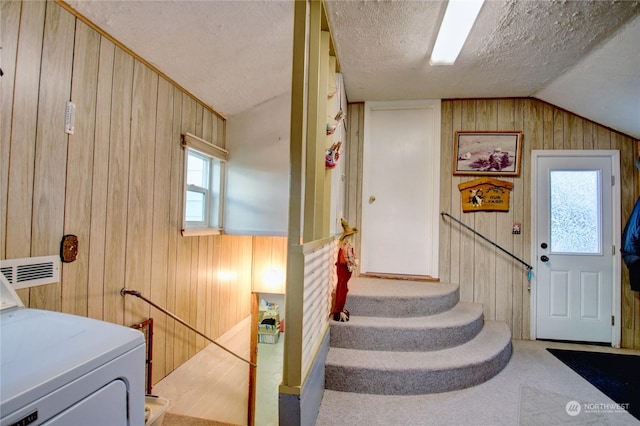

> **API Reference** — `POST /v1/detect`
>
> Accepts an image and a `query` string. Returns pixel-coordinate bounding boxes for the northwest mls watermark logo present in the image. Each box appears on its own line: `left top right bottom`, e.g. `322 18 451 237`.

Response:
566 400 630 416
565 400 581 416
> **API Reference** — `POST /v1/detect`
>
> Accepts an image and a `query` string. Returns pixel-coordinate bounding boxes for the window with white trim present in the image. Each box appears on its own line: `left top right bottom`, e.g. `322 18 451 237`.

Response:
181 133 228 236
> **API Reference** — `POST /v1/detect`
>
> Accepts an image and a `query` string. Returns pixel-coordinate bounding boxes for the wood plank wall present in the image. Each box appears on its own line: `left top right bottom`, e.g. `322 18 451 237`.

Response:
440 99 639 348
1 1 286 384
347 99 640 349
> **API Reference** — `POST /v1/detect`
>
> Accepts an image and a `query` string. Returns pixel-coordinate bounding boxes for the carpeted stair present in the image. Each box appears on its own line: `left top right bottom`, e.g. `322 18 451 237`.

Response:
325 277 512 395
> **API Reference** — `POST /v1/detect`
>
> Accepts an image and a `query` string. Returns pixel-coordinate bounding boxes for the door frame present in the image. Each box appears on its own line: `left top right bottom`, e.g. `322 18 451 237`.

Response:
530 150 621 347
361 99 441 277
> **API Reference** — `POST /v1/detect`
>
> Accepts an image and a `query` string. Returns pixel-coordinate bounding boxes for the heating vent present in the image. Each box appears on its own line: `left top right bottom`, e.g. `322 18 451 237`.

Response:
0 256 60 290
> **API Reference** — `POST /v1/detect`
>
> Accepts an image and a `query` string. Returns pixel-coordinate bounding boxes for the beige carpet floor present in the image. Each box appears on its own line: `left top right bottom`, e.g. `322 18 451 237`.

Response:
316 339 640 426
163 412 238 426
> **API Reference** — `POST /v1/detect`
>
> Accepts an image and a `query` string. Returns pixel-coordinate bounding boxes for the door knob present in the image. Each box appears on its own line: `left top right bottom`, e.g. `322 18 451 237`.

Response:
369 196 376 204
540 255 549 262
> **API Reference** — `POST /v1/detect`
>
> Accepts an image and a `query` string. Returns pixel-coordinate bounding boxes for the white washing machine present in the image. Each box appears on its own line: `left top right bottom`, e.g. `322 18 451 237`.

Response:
0 276 146 426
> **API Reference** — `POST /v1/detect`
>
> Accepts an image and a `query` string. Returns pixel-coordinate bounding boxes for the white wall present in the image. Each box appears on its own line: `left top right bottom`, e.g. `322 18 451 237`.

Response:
225 73 348 237
329 73 347 236
225 93 291 235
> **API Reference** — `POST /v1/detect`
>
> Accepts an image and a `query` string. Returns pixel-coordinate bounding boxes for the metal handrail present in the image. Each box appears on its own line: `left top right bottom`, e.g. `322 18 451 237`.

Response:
441 212 533 272
121 288 256 368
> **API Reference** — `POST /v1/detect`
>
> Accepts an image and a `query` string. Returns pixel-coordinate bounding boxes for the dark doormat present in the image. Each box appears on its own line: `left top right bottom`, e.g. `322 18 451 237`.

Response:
547 348 640 421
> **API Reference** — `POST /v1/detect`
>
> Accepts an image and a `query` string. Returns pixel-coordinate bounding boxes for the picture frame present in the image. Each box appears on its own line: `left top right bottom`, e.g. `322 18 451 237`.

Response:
453 131 523 176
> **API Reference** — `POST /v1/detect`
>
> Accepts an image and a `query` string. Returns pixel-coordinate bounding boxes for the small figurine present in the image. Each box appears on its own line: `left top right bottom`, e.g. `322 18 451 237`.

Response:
325 141 342 168
332 219 358 321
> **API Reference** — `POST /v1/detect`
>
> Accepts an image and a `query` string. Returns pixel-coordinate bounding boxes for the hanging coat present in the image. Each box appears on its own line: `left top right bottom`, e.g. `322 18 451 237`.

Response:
621 197 640 291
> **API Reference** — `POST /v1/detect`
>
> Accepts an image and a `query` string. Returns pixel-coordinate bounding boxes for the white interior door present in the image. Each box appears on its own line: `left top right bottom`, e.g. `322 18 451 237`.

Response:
361 101 440 277
532 150 620 344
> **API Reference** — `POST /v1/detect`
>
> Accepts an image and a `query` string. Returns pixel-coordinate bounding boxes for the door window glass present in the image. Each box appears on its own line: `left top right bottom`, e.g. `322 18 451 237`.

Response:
550 170 600 254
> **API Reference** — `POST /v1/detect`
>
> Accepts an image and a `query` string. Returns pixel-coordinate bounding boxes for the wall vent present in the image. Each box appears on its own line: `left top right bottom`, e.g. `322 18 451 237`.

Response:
0 256 61 290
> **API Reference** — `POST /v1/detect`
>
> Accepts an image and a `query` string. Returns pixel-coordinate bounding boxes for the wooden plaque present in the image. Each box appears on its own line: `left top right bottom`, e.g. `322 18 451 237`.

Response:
458 177 514 212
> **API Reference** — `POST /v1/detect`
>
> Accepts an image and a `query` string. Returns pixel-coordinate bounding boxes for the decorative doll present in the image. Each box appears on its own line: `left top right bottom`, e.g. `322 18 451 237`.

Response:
333 219 358 321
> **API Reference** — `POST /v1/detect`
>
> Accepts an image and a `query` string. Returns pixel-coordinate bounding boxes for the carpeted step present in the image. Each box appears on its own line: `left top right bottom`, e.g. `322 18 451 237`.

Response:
325 321 512 395
163 412 239 426
345 277 459 318
330 302 484 351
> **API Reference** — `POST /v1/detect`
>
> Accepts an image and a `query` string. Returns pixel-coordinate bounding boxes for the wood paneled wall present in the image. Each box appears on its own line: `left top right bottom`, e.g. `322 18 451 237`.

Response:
439 99 639 348
1 0 282 384
347 99 640 349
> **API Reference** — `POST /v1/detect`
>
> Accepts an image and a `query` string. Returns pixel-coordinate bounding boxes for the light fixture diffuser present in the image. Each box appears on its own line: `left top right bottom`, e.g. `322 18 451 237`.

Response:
430 0 485 66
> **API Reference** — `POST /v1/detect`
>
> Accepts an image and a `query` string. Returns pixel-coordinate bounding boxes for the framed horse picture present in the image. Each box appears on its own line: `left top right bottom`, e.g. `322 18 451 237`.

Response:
453 131 523 176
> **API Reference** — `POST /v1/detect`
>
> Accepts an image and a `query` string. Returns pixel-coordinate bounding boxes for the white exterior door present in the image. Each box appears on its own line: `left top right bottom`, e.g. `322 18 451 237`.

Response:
361 100 440 277
532 150 621 344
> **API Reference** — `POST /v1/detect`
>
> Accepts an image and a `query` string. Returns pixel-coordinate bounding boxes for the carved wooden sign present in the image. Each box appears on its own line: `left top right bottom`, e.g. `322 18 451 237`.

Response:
458 177 514 212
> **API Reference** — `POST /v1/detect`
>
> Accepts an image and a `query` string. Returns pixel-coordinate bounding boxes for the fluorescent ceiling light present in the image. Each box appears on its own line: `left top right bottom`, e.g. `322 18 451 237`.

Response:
430 0 485 66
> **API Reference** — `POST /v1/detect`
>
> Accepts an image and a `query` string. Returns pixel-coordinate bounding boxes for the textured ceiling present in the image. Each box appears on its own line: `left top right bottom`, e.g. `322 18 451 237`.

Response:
66 0 640 138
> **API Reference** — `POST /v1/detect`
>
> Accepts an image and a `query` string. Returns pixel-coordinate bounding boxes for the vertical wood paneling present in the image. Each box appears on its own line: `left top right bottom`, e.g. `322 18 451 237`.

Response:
583 121 595 150
459 101 477 302
217 117 225 150
566 114 583 150
448 102 463 287
0 0 22 262
62 20 100 316
228 237 239 327
87 37 115 320
124 60 158 327
181 96 198 359
508 100 525 339
474 99 497 320
165 88 184 374
616 132 636 348
149 77 174 383
252 237 270 293
542 103 554 151
439 101 454 283
345 103 363 227
552 109 564 149
104 46 134 324
241 236 254 319
436 98 638 346
595 125 612 150
4 2 268 385
205 236 217 340
30 1 75 310
219 236 233 334
6 1 46 308
494 99 516 327
196 237 209 351
211 235 223 338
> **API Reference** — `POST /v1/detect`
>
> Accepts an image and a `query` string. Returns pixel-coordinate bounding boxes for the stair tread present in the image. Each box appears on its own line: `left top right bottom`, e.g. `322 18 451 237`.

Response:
326 321 511 370
349 277 458 298
336 302 483 329
345 277 460 318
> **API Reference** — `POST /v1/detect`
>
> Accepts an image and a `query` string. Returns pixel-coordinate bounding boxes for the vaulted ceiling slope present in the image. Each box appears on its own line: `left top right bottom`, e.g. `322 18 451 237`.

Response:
66 1 640 138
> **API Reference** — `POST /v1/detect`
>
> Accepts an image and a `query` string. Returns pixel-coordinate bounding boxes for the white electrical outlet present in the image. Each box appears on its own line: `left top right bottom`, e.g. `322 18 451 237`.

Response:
65 101 75 135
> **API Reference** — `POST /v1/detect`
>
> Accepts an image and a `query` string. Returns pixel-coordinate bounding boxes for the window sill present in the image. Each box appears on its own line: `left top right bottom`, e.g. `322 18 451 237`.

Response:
181 228 222 237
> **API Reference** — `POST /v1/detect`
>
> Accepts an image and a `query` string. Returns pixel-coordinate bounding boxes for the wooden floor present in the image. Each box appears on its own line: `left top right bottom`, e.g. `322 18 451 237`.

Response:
153 317 252 425
153 316 283 426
